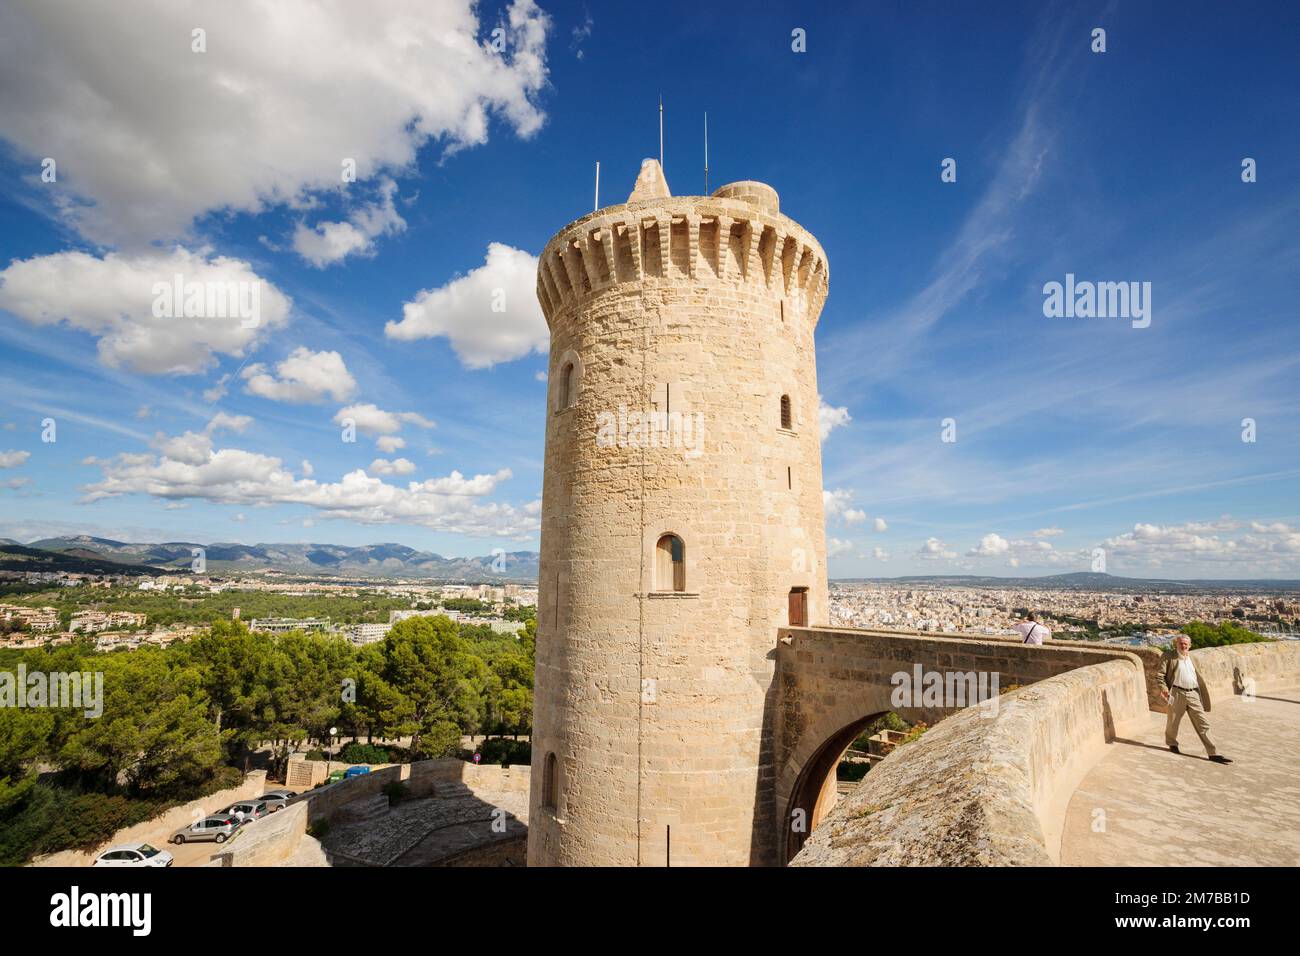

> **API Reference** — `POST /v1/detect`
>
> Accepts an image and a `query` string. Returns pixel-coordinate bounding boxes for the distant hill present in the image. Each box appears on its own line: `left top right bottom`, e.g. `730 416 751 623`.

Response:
834 570 1300 594
20 535 539 582
0 544 163 577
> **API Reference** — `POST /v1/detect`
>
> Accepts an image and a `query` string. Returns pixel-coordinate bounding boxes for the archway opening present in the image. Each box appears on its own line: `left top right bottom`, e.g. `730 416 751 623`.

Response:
783 711 926 863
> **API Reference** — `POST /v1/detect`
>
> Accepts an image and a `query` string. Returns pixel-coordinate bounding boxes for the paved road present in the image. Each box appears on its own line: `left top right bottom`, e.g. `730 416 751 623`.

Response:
1061 685 1300 866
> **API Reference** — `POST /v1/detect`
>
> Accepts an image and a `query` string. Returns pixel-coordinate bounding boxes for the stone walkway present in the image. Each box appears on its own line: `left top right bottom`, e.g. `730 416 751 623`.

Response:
1061 685 1300 866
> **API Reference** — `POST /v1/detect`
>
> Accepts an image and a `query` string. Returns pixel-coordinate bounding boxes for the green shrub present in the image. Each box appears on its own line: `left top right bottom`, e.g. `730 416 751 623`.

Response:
382 781 409 804
0 783 164 866
836 761 870 782
473 738 531 767
1179 621 1269 649
340 742 390 765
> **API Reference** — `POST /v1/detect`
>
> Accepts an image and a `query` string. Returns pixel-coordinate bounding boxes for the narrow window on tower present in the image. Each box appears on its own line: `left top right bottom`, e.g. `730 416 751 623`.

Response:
656 534 686 592
780 394 792 430
559 361 576 411
787 466 792 489
543 751 559 810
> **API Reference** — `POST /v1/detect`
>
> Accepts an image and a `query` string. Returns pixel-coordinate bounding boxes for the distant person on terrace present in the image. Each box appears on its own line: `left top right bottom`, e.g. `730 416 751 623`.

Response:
1014 613 1050 645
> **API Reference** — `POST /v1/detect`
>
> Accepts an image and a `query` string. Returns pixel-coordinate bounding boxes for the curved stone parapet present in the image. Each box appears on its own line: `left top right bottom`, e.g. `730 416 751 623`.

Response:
1188 640 1300 701
791 640 1300 867
790 657 1149 866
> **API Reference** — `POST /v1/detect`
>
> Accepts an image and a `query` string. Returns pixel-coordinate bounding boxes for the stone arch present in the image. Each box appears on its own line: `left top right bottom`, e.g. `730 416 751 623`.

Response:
784 711 887 862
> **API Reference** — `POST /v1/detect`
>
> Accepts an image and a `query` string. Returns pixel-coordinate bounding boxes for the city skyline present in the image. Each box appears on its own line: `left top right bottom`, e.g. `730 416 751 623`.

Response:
1 1 1298 579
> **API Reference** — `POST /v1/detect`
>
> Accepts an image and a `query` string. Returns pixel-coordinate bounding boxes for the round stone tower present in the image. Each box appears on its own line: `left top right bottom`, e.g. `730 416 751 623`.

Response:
529 159 830 866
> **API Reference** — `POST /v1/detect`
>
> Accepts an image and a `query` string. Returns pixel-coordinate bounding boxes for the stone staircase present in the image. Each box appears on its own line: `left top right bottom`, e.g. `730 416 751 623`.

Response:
435 782 475 800
336 793 390 822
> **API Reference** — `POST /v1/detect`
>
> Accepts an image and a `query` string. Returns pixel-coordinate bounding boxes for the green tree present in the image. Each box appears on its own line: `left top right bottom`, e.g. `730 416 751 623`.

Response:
1180 620 1269 649
367 615 479 758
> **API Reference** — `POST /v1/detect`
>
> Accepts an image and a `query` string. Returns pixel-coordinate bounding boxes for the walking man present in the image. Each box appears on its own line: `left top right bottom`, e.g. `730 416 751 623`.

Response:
1160 634 1232 764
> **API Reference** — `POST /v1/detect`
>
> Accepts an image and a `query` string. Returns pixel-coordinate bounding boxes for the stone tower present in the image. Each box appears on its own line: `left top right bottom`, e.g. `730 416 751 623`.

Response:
529 160 830 866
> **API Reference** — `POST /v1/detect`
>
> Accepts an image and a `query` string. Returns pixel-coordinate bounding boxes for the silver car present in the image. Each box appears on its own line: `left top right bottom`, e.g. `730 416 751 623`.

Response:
171 815 239 844
219 800 268 824
260 793 291 813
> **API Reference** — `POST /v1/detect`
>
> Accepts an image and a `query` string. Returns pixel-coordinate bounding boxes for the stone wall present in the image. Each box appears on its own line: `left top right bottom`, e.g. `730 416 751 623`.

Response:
773 626 1147 859
30 770 267 867
962 630 1166 711
207 801 310 867
1190 640 1300 702
791 640 1300 867
408 758 530 798
790 658 1149 866
301 765 403 824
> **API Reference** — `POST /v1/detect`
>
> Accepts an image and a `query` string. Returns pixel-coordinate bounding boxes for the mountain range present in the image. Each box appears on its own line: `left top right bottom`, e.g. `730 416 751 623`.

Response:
839 571 1300 594
2 535 540 582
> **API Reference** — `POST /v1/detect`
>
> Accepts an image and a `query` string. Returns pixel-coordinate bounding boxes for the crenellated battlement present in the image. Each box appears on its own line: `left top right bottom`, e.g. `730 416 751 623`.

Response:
535 163 829 329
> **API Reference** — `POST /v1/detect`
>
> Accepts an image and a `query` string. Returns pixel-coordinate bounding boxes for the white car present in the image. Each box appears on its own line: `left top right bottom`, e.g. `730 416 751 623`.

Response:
92 843 175 867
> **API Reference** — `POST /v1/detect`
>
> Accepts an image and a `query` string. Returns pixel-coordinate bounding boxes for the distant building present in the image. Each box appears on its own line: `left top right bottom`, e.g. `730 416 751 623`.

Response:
346 622 390 645
247 616 329 634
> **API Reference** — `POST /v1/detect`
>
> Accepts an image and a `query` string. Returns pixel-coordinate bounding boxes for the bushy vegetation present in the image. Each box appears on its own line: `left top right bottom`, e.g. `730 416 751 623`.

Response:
1179 620 1268 648
0 613 534 864
339 742 390 764
472 737 531 767
1 584 413 628
381 781 410 805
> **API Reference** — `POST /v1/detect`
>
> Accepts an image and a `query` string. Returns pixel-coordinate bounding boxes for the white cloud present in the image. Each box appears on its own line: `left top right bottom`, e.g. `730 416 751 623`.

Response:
969 533 1010 556
242 347 357 404
369 457 416 476
0 450 30 469
376 436 407 454
1033 526 1064 537
293 178 407 267
300 460 314 478
0 0 551 246
386 243 547 368
0 248 290 375
873 517 888 533
149 413 250 467
827 538 853 557
818 398 851 442
333 403 435 436
82 427 534 536
823 488 862 523
1097 519 1300 574
203 374 232 404
919 537 956 560
872 547 889 561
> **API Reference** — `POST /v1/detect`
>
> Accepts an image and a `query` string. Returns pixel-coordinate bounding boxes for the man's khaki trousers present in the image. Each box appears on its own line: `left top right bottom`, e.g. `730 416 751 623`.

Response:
1165 687 1217 756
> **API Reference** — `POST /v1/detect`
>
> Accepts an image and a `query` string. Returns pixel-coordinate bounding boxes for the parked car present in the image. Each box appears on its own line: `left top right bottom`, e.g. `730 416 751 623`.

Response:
218 800 268 823
93 843 174 867
344 766 370 779
260 793 291 813
263 788 298 800
171 815 240 844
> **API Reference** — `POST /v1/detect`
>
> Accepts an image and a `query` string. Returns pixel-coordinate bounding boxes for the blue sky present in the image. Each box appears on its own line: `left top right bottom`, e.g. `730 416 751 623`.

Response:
0 0 1297 579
